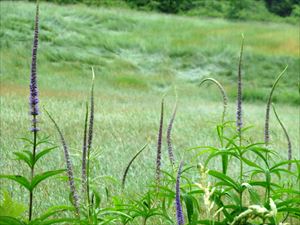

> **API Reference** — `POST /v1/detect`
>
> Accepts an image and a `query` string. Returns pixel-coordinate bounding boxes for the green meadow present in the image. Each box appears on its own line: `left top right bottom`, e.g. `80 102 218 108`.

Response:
0 1 299 224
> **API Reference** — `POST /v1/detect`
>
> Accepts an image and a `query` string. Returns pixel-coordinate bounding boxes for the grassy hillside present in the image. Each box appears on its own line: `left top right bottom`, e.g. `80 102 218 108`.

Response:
0 1 299 220
1 1 299 104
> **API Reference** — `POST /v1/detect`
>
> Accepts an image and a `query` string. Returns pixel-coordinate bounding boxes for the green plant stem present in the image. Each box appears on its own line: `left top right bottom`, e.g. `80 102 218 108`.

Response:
142 217 147 225
265 170 271 203
239 163 243 211
29 116 37 221
239 147 243 211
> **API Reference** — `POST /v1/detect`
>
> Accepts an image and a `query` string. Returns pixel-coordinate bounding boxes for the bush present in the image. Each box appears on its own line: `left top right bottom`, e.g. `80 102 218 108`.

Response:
27 0 299 23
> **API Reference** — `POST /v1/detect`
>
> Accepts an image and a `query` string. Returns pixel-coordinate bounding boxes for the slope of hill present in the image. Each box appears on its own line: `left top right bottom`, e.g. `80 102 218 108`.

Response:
1 1 299 104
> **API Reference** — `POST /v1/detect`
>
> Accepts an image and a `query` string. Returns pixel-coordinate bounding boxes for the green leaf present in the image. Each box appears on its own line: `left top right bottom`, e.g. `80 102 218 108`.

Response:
204 149 237 168
0 191 26 217
270 159 299 171
196 220 224 225
34 147 57 166
277 207 300 214
222 154 228 175
0 175 31 191
249 181 280 188
248 188 261 204
29 218 79 225
271 168 295 176
208 170 240 192
13 152 32 168
0 216 25 225
19 137 34 145
38 205 75 221
97 209 133 219
274 188 300 196
276 198 300 208
241 156 263 170
183 194 194 223
30 170 65 190
92 189 101 209
247 147 273 167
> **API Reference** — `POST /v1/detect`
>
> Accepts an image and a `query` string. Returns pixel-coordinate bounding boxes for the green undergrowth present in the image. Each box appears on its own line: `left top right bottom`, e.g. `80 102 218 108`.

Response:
0 1 299 105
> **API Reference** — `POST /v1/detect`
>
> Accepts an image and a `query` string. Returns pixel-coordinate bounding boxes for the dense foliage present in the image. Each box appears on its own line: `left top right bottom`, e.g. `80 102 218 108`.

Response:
27 0 300 22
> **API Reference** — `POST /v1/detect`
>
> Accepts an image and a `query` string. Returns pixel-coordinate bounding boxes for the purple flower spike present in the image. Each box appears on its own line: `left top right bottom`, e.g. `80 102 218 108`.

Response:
167 100 177 167
29 3 40 130
156 99 164 187
175 161 184 225
45 109 80 217
236 35 244 143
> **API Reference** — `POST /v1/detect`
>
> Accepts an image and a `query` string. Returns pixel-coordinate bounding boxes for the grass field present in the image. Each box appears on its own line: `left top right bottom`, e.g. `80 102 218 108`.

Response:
0 1 299 223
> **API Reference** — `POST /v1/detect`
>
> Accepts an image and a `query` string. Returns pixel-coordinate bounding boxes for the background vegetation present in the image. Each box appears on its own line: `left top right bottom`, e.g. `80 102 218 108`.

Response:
26 0 300 23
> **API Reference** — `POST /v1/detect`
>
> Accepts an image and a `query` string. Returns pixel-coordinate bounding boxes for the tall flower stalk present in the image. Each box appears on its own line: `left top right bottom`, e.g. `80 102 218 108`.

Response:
28 2 39 221
156 99 164 188
175 161 184 225
167 99 177 167
86 67 95 212
81 103 89 197
199 78 228 174
199 78 228 126
45 109 80 217
264 66 288 146
236 34 244 146
122 144 148 190
236 35 244 209
272 104 292 170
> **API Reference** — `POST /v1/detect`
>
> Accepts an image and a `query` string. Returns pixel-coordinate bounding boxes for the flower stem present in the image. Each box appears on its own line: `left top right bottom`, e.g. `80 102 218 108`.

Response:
29 118 37 221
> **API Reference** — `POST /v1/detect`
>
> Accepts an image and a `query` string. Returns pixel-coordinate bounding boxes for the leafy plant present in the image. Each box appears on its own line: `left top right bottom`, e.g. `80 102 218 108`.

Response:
0 3 65 222
0 191 26 218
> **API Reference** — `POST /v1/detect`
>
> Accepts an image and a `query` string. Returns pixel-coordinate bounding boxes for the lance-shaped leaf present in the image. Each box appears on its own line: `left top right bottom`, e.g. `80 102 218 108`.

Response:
30 169 65 190
0 175 31 191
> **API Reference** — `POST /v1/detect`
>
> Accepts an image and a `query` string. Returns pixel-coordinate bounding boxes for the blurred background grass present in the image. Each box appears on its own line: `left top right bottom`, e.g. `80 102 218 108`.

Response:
0 1 299 219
